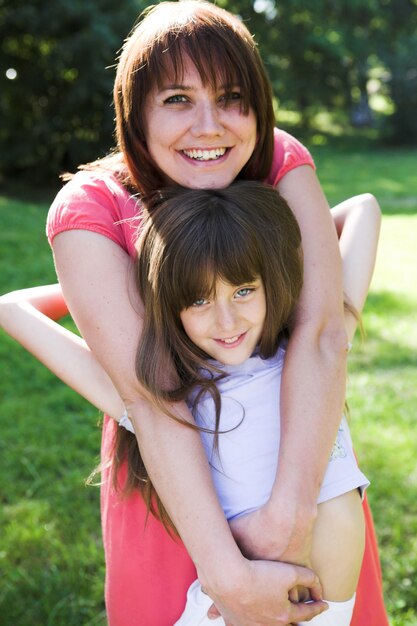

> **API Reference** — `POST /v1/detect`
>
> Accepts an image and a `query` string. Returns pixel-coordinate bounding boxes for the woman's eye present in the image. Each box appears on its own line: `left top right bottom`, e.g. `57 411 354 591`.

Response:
164 94 188 104
219 91 242 106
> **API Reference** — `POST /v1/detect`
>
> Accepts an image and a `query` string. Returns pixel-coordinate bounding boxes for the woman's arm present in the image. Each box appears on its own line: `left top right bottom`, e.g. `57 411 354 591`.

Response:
231 167 352 566
51 229 326 626
0 284 124 419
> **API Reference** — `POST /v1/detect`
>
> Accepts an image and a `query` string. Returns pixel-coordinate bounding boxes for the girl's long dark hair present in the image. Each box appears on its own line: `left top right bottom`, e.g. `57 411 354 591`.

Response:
113 181 303 531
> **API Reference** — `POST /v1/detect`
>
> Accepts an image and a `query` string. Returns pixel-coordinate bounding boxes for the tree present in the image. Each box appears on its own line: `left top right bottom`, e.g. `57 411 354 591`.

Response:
0 0 146 180
222 0 417 140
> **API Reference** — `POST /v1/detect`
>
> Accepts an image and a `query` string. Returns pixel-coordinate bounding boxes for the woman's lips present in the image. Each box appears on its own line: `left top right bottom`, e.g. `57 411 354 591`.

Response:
181 147 229 162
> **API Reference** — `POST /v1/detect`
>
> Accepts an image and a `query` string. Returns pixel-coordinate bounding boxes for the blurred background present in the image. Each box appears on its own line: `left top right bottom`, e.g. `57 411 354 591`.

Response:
1 0 417 183
0 1 416 625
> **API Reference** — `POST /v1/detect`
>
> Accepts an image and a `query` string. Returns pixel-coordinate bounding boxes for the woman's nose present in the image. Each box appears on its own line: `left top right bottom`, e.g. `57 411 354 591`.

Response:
191 101 224 137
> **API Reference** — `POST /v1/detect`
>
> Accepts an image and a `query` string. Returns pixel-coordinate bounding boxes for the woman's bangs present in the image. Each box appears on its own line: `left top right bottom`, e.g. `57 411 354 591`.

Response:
148 30 252 114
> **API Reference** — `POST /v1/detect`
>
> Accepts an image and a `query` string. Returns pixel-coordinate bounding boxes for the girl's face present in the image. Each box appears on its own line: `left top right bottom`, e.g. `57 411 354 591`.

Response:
179 277 266 366
144 56 257 190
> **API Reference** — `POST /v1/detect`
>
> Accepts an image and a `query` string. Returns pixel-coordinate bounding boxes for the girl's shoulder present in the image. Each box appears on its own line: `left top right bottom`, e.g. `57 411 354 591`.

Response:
265 128 316 187
46 170 143 256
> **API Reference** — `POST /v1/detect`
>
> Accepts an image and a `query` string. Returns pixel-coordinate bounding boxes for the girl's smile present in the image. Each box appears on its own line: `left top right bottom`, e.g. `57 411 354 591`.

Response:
144 56 257 190
179 278 266 366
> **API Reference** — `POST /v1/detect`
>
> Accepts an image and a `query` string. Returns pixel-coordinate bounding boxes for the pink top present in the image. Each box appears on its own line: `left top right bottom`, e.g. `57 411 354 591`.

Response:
46 128 315 626
46 128 314 247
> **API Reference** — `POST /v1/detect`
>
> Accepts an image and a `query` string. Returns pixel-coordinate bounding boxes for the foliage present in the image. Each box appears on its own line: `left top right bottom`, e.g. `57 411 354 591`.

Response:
0 0 146 180
382 32 417 143
230 0 417 138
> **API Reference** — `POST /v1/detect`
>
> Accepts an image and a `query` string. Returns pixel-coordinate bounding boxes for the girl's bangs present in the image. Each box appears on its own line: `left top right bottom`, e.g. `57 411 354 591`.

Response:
170 219 261 312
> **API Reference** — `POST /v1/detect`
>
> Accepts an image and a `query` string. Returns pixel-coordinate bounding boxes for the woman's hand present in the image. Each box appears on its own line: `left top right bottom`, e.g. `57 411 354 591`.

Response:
228 499 314 566
205 558 326 625
228 498 316 608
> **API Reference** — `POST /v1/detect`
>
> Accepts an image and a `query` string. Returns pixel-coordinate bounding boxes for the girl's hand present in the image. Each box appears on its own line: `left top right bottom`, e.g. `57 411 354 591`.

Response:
205 559 326 625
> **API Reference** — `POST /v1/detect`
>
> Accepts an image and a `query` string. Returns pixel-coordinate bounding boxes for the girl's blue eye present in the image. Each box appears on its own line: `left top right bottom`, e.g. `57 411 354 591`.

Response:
236 287 253 298
192 297 209 307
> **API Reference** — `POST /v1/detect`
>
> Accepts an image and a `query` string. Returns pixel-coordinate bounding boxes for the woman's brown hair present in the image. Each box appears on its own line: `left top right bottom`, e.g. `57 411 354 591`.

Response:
104 0 275 194
113 181 303 530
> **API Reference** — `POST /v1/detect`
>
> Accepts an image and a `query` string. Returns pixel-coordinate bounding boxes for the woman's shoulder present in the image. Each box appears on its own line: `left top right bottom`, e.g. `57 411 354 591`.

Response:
265 128 316 187
46 169 142 254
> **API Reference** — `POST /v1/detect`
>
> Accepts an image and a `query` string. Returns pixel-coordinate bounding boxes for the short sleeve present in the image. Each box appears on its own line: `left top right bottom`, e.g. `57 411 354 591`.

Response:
46 171 141 257
265 128 315 187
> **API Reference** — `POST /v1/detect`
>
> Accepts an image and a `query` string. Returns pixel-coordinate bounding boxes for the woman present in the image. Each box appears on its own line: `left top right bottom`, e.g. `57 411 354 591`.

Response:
46 2 387 624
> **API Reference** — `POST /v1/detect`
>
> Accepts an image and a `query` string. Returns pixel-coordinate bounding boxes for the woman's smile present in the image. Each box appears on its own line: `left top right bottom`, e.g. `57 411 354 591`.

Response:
181 147 228 161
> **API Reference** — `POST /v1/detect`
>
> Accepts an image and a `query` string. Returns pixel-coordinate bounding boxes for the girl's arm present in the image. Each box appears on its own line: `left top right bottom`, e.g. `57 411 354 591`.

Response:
0 284 124 419
332 193 381 341
51 229 325 626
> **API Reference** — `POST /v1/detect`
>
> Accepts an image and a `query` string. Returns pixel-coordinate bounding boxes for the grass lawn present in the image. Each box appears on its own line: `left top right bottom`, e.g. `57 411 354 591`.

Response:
1 136 416 625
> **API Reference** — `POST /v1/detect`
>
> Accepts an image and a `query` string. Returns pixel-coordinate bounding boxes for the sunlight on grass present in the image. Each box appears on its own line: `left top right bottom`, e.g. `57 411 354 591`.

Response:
372 216 417 296
347 206 417 625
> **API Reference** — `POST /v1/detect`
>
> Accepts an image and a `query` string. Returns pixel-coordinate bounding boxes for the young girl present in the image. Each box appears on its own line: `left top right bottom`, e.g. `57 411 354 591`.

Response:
0 182 381 626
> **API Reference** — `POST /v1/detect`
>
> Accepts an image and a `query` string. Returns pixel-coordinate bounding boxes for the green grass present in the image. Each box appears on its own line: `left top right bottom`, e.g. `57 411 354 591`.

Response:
348 214 417 626
1 137 416 624
0 193 106 624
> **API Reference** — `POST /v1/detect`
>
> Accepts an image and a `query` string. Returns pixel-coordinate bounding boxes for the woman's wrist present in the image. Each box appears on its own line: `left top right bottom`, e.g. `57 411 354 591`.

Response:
267 476 318 526
197 548 249 600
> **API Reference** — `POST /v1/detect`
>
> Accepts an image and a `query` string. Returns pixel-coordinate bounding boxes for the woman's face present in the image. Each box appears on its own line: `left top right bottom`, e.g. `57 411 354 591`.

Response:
144 57 257 190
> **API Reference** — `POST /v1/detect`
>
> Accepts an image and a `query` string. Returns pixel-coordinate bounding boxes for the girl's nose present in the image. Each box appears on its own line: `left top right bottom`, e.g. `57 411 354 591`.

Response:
215 302 237 331
191 101 224 137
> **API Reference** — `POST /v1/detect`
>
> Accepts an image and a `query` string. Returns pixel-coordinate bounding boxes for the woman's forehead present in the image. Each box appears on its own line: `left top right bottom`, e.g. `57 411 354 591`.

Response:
154 50 239 91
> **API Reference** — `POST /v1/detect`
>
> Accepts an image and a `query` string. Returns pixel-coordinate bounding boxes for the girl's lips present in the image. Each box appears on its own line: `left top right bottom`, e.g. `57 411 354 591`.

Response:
213 332 247 348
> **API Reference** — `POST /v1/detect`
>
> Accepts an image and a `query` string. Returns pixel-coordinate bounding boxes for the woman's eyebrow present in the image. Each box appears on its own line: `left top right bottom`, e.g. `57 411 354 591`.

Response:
159 81 240 92
159 83 194 91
